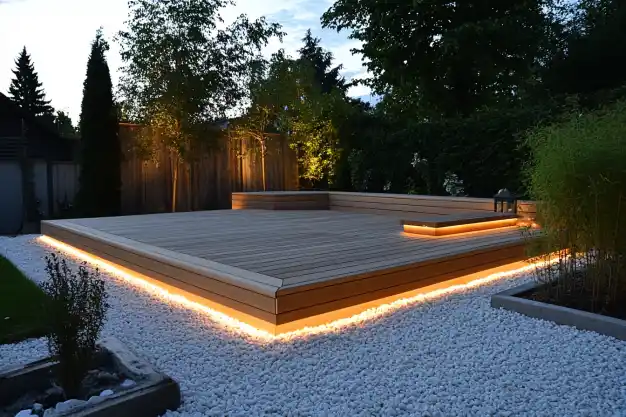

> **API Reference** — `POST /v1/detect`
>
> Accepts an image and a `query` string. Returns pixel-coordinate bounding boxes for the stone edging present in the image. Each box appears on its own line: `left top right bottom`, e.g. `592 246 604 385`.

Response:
0 337 180 417
491 281 626 341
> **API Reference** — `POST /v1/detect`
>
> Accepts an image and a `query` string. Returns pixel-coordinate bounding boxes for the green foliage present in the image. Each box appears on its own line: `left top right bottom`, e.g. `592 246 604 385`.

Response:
423 102 565 197
41 253 109 399
8 46 54 119
0 255 48 345
76 29 122 218
319 0 579 196
55 111 78 139
544 0 626 98
322 0 555 117
525 100 626 310
334 99 564 197
117 0 282 125
277 66 344 185
231 36 348 188
334 104 418 193
298 29 346 95
118 0 281 208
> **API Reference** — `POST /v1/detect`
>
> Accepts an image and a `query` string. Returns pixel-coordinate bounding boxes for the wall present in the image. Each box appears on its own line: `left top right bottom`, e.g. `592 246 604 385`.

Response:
0 160 80 234
0 161 23 234
33 161 49 217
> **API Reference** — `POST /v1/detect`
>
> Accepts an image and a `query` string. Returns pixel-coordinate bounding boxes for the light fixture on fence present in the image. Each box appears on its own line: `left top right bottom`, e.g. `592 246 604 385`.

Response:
494 188 517 214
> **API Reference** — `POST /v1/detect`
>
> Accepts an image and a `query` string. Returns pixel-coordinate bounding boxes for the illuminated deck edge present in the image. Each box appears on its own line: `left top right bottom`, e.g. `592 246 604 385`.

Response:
39 234 547 340
38 231 534 338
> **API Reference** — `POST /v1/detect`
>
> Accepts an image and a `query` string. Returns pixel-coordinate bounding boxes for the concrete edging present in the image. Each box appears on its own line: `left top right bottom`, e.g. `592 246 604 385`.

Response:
491 281 626 341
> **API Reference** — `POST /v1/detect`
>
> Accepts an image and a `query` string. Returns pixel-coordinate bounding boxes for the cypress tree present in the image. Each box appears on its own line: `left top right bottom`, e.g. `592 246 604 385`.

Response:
8 47 54 119
76 29 121 217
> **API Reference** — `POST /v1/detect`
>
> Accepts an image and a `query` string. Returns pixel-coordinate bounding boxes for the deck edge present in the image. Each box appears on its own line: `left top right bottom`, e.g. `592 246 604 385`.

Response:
41 219 283 296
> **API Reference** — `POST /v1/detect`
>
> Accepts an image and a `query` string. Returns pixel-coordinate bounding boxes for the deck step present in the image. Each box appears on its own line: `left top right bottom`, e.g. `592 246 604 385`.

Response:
402 212 519 236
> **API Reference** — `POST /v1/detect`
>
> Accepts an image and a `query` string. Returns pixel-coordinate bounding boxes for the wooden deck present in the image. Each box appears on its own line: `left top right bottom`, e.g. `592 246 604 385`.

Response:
41 205 529 334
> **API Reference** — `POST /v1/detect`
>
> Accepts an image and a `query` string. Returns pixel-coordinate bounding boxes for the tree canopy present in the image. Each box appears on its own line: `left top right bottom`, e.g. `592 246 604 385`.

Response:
322 0 555 117
8 47 54 121
55 111 78 139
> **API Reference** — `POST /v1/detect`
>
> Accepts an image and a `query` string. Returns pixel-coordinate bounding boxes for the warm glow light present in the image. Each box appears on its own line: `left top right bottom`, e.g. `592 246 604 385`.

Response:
517 220 541 229
38 235 554 343
403 218 520 236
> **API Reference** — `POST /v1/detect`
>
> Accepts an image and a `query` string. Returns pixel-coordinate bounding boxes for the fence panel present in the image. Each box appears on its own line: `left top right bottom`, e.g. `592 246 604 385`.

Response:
118 126 298 213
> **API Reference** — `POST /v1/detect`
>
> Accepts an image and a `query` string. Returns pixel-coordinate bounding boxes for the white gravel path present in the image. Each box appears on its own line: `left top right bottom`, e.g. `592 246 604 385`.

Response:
2 235 626 417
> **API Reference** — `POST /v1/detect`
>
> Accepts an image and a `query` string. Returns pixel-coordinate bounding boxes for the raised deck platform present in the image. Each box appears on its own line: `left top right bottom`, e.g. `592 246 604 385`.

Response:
41 200 529 335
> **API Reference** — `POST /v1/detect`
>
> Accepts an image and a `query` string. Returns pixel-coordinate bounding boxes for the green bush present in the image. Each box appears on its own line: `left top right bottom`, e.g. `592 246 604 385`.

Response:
41 253 109 399
525 100 626 313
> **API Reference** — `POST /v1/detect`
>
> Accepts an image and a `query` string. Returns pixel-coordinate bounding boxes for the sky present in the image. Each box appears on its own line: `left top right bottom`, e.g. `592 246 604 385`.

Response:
0 0 371 123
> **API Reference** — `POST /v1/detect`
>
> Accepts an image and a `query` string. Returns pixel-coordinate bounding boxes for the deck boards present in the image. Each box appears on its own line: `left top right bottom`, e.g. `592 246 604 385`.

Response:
65 210 522 282
42 207 529 334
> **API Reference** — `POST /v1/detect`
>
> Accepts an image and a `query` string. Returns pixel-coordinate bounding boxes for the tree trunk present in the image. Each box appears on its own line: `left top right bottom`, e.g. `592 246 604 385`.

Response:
172 154 178 212
261 145 267 192
186 164 192 211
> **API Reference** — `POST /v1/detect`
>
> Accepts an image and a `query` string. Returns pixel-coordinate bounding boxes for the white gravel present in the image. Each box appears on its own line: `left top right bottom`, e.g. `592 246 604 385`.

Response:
2 235 626 416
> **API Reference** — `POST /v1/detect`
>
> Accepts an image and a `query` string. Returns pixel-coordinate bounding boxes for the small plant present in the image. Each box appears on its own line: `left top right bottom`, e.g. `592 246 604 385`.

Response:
40 253 109 399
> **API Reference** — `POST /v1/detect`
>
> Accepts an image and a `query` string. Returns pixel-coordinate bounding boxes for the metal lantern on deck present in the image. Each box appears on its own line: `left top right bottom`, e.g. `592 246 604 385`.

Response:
494 188 517 214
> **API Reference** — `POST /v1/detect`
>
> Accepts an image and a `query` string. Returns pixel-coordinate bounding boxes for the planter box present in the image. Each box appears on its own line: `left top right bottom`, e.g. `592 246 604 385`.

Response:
491 282 626 341
0 337 180 417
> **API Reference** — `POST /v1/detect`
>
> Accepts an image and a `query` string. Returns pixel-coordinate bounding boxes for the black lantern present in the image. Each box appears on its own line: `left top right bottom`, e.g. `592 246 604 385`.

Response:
494 188 517 214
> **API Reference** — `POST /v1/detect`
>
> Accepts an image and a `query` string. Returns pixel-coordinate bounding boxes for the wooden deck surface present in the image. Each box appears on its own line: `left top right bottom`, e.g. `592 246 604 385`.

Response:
60 210 521 285
42 209 528 334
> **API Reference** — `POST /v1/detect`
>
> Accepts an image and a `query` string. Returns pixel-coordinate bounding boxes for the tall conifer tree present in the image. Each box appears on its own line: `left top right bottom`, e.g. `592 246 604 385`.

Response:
8 47 54 119
76 29 121 217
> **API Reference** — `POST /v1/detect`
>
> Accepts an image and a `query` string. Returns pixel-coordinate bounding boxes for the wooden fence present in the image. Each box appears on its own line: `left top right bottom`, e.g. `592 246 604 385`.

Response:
119 125 299 214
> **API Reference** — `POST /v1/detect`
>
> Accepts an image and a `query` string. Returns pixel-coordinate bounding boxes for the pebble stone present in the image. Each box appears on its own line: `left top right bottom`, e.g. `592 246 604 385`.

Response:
1 235 626 417
99 389 114 397
121 379 137 388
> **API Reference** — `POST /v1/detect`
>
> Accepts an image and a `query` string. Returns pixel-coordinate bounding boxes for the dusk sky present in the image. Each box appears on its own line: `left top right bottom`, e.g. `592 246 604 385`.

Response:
0 0 371 122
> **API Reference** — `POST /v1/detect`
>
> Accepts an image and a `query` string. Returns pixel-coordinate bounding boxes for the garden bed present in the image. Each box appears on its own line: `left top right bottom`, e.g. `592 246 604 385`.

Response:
491 280 626 341
0 337 180 417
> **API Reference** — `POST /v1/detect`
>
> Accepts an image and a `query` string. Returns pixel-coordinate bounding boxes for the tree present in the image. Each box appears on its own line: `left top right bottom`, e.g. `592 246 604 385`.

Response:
294 30 350 189
76 29 121 218
55 111 78 139
117 0 282 211
298 29 346 94
322 0 554 117
8 47 54 119
229 46 346 189
543 0 626 99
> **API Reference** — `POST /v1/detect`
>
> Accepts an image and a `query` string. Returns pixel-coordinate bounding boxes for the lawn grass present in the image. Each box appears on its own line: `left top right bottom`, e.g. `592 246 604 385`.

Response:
0 255 48 344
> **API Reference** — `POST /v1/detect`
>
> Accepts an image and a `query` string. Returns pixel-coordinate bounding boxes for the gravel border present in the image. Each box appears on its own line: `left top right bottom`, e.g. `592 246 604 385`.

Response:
2 235 626 416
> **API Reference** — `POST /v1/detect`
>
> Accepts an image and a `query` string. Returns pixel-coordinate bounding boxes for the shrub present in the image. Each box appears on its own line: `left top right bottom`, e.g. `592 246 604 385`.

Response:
525 100 626 314
40 253 109 399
